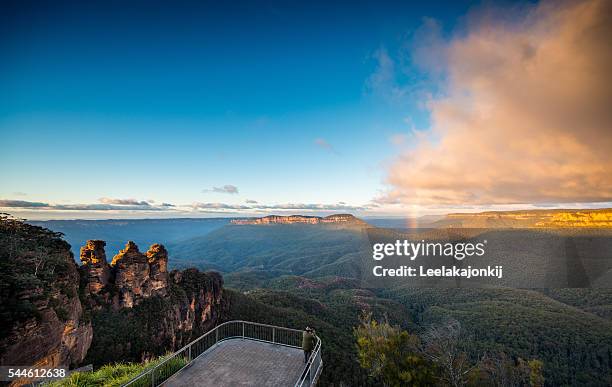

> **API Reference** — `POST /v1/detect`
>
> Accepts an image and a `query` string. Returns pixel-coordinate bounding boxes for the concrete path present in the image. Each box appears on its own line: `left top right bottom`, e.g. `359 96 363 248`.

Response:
163 339 305 387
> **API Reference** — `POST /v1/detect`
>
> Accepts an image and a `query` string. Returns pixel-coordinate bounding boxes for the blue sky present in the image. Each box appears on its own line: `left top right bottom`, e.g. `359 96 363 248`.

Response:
0 0 466 218
2 0 609 219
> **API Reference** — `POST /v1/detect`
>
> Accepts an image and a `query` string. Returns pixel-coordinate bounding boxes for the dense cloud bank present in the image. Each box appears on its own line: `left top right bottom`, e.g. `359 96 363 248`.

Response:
385 0 612 206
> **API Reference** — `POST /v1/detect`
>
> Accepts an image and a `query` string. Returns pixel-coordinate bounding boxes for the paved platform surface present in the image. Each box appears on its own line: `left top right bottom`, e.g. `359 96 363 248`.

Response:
163 339 305 387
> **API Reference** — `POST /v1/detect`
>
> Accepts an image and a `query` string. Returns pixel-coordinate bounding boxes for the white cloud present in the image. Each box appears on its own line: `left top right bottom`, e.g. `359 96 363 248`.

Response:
99 197 150 206
190 201 367 213
0 199 174 212
381 0 612 206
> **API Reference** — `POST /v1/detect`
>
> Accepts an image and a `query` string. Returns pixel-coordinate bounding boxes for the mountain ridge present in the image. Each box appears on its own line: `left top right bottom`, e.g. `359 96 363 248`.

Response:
230 213 368 226
437 208 612 228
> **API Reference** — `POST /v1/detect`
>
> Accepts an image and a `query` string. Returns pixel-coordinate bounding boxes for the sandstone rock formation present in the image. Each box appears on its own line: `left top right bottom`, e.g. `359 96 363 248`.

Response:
1 216 226 375
111 241 151 308
80 240 110 296
231 213 367 226
81 243 224 365
81 240 171 308
147 243 169 296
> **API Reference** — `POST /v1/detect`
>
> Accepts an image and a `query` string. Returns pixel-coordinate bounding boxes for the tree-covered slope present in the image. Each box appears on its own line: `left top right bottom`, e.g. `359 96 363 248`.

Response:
168 224 369 277
223 283 415 387
382 287 612 386
0 215 93 368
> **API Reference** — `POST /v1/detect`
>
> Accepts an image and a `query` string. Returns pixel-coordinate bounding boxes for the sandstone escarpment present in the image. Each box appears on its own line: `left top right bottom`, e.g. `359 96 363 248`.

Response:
443 208 612 228
231 213 367 226
231 215 319 224
0 216 93 372
321 214 364 223
535 209 612 228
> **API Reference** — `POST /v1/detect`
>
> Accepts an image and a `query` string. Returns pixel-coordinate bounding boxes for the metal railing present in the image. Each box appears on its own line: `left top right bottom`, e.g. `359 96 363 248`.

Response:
122 320 322 387
295 330 323 387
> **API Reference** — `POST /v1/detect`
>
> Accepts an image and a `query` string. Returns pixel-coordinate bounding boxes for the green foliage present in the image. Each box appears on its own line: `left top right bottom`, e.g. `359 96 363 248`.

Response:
0 214 78 340
469 352 544 387
528 359 544 387
540 288 612 320
8 218 611 386
224 269 286 291
84 270 222 367
83 295 174 366
47 355 187 387
384 287 612 385
224 289 379 386
168 224 367 277
212 223 612 386
224 281 423 386
354 315 547 387
355 314 435 386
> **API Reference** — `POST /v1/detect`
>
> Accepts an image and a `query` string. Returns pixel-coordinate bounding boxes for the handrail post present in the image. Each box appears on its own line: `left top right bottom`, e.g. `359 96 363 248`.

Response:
188 344 192 361
151 369 155 387
272 327 275 343
242 321 245 338
216 327 219 343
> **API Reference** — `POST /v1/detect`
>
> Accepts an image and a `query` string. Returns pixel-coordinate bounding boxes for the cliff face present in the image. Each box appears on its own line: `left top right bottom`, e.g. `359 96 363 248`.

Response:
442 208 612 228
79 240 225 365
535 209 612 227
0 215 226 373
0 216 93 370
231 213 367 226
162 269 224 349
147 244 170 295
80 240 110 297
321 214 364 223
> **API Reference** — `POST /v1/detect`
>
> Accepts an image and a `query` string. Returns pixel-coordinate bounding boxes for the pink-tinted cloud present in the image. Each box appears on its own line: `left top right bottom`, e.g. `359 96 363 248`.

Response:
314 138 339 155
384 0 612 206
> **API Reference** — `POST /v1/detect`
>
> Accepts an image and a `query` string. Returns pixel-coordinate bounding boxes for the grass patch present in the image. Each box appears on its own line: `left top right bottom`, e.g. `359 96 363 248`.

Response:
48 354 188 387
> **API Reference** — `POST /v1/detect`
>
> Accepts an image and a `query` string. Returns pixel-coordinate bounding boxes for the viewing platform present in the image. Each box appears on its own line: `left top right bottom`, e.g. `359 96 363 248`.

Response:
123 321 322 387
